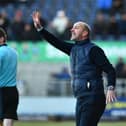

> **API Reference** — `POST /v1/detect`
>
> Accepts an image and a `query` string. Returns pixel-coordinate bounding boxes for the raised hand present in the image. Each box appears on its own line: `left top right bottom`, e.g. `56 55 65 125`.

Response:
32 11 42 29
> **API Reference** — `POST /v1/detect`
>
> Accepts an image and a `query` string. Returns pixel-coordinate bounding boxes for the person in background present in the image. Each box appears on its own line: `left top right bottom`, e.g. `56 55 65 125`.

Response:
22 23 38 41
10 9 24 41
50 10 70 39
0 28 19 126
0 10 10 31
107 15 119 40
32 11 116 126
51 66 70 80
92 11 108 40
115 57 126 78
110 0 125 15
118 12 126 40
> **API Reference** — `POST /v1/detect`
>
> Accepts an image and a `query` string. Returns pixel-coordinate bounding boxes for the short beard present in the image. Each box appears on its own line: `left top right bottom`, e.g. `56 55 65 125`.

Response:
70 37 73 40
70 36 76 40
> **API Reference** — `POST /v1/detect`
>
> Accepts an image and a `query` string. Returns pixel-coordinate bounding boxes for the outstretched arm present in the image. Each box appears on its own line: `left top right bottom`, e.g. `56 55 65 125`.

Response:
32 11 73 55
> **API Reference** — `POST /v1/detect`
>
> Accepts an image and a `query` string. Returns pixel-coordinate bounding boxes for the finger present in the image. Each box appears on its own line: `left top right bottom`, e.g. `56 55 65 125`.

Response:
32 11 38 17
107 95 112 104
109 96 112 102
108 95 111 103
106 98 109 104
32 12 36 19
111 93 116 101
32 13 38 22
111 95 116 103
110 97 114 102
106 96 109 104
113 96 117 102
106 100 108 104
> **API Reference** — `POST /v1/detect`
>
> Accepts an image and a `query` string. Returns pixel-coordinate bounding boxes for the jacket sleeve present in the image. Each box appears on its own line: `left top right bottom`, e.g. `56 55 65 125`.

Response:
90 46 116 88
38 28 74 56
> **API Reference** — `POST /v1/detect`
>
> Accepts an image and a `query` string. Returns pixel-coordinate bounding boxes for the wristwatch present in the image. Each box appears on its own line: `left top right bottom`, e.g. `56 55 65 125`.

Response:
37 26 43 32
107 86 115 90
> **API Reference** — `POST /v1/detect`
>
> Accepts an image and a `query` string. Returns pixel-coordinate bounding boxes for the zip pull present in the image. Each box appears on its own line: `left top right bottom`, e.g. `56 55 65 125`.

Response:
87 81 91 89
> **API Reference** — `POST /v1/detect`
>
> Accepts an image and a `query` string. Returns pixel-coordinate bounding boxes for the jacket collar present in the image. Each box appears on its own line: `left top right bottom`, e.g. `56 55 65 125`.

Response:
75 38 90 45
0 43 7 47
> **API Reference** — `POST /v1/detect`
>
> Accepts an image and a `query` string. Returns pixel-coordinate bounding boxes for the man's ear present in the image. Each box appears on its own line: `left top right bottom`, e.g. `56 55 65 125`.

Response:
0 37 5 42
82 30 88 37
83 31 88 37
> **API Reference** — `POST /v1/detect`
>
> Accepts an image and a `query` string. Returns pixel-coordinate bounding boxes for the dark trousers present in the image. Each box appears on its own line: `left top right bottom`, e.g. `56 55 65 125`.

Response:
0 87 19 120
0 88 3 119
76 94 106 126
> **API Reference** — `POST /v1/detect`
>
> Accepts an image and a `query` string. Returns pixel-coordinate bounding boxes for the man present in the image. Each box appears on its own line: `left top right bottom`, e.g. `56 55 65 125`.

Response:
32 11 116 126
0 28 19 126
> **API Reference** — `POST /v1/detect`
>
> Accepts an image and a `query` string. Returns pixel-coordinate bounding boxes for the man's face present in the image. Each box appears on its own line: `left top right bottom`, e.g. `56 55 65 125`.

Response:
0 36 4 43
70 22 86 41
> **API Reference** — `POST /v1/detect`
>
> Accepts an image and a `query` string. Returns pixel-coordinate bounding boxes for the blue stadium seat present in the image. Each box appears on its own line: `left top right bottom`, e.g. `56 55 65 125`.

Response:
4 4 15 20
96 0 112 10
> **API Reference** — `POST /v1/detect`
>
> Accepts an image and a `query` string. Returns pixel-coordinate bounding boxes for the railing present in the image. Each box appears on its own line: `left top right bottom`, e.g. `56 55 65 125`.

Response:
47 77 126 97
47 78 72 96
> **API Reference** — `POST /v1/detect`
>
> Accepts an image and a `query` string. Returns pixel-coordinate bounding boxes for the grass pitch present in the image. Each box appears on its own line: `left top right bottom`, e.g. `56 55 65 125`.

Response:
14 121 126 126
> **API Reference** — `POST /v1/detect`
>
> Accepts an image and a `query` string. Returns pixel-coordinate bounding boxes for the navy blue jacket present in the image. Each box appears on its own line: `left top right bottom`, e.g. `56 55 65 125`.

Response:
70 41 105 97
39 29 116 98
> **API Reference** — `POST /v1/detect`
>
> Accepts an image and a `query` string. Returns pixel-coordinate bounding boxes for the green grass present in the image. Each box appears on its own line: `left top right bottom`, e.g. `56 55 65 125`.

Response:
14 121 126 126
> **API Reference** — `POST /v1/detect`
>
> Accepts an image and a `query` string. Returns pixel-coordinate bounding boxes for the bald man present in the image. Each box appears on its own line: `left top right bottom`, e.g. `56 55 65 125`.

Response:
32 11 116 126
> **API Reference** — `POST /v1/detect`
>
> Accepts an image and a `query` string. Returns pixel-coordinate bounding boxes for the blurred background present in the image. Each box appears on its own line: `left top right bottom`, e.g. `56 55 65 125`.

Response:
0 0 126 124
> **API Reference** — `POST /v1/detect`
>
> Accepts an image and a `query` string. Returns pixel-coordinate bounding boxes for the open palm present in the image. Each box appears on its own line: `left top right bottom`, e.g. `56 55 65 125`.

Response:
32 11 41 28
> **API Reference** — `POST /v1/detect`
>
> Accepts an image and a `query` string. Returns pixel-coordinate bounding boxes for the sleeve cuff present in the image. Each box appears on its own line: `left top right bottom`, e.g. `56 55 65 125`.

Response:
37 26 44 32
107 85 115 90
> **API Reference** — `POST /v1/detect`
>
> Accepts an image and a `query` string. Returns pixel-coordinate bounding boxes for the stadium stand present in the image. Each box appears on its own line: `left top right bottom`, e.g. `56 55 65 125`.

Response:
0 0 126 121
1 0 126 96
0 0 126 40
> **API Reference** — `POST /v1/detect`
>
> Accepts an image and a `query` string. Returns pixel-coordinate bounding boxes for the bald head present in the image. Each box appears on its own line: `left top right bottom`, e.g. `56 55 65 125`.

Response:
74 21 91 32
70 21 91 41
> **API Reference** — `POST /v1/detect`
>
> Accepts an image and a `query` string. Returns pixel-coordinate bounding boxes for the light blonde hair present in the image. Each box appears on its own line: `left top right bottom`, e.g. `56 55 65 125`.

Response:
74 21 91 36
